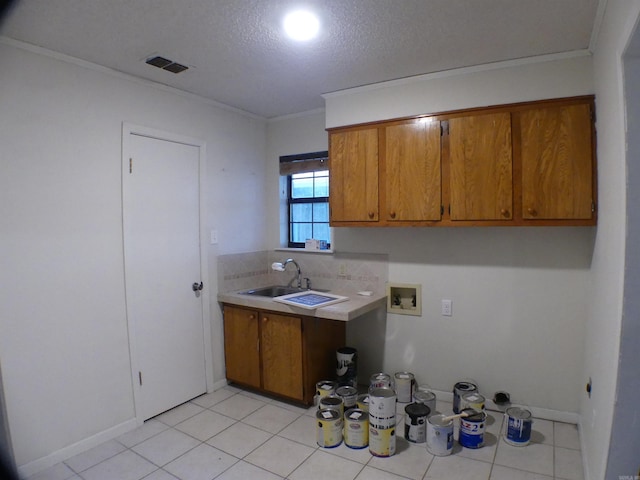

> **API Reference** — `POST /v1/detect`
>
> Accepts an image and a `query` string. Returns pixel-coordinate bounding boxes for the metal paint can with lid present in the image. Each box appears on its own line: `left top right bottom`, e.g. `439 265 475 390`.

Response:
344 408 369 449
453 381 477 413
336 346 358 387
316 408 343 448
394 372 415 403
318 394 344 417
336 385 358 413
315 380 338 405
459 408 486 449
413 390 437 415
404 402 430 443
426 414 454 456
504 407 533 446
369 372 393 390
368 387 396 429
356 394 370 413
369 424 396 457
461 392 486 412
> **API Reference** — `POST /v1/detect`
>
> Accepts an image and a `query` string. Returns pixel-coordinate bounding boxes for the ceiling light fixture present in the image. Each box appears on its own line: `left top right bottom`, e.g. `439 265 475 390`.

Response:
283 9 320 41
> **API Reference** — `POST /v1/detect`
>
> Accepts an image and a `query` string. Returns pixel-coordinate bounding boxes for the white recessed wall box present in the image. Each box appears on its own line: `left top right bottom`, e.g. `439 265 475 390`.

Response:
386 283 421 316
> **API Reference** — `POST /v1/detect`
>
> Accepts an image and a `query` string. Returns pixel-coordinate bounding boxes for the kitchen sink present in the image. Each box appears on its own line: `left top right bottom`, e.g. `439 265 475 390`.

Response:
240 285 307 297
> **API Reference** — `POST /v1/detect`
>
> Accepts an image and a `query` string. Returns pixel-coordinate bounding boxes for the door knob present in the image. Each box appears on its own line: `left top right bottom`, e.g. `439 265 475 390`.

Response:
192 282 203 291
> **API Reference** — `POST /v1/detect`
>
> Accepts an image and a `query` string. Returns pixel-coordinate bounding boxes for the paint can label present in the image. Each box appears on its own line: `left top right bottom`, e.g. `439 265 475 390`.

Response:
336 347 358 387
459 410 486 449
394 372 415 403
369 388 396 429
404 412 427 443
426 415 454 456
505 408 532 446
369 425 396 457
316 409 343 448
344 409 369 449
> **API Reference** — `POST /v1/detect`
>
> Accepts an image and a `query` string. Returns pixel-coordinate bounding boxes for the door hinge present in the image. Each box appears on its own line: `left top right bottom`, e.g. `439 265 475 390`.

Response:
138 371 143 386
441 121 449 136
129 158 133 174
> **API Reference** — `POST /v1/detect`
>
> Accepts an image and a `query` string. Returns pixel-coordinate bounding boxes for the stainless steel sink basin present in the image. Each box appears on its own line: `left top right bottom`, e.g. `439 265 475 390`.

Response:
240 285 307 297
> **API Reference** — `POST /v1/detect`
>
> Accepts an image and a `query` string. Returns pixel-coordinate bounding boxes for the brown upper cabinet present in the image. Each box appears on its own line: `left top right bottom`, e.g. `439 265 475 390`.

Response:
327 96 596 227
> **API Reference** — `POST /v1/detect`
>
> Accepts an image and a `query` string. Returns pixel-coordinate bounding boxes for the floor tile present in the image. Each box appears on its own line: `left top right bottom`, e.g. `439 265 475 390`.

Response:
268 397 311 415
244 435 315 477
141 469 179 480
367 438 432 480
289 449 364 480
190 389 237 408
242 404 301 434
277 414 318 448
64 439 126 473
26 462 76 480
424 454 491 479
174 409 236 441
456 431 499 464
207 421 272 458
489 464 553 480
530 418 554 445
117 419 169 448
80 450 157 480
493 438 553 476
554 422 581 450
354 465 412 479
132 428 200 466
555 446 584 480
155 402 205 427
163 443 237 480
215 460 283 480
211 394 266 420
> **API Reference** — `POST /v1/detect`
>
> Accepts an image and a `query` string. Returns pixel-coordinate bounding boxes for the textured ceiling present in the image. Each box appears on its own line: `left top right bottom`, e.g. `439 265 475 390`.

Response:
1 0 602 118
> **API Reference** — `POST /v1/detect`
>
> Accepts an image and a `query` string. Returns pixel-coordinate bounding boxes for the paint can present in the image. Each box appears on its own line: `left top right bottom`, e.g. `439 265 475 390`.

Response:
394 372 415 403
368 387 397 429
369 424 396 457
504 407 533 446
356 394 370 413
369 372 393 390
453 381 477 413
426 414 454 456
413 390 437 415
336 347 358 387
458 408 486 449
461 392 486 412
344 408 369 449
316 408 343 448
336 385 358 413
404 402 430 443
318 394 344 417
315 380 338 406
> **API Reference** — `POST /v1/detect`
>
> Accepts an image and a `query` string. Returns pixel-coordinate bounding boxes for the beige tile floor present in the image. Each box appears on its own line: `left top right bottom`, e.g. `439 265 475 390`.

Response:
26 386 584 480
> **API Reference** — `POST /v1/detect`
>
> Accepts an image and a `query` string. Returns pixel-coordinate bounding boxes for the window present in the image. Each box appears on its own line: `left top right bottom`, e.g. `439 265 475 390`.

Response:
280 151 330 249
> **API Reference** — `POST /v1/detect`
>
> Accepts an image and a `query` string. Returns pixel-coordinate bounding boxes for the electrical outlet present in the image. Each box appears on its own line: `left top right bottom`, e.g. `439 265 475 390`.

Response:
338 263 347 276
210 229 218 245
441 299 452 316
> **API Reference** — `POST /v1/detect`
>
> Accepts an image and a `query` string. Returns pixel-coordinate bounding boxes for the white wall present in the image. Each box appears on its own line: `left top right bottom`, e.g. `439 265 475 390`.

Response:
319 55 597 415
585 2 640 479
0 40 268 471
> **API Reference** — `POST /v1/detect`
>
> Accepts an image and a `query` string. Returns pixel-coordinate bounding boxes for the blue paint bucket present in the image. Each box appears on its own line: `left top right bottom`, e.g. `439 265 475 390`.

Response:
458 408 486 449
504 407 533 446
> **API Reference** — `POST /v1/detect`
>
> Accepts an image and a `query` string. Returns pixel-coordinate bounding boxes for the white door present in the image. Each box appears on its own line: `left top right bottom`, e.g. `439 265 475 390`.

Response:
123 131 206 420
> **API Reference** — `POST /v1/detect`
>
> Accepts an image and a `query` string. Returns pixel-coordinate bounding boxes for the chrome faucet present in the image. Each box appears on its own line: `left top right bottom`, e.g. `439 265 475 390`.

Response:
271 258 302 288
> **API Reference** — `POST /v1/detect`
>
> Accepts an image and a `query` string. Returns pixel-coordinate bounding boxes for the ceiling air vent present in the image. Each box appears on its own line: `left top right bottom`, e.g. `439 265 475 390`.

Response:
145 55 189 74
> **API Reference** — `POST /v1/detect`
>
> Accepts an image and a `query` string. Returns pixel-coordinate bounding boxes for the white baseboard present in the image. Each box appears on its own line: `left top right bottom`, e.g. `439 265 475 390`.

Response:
431 389 580 424
17 418 138 479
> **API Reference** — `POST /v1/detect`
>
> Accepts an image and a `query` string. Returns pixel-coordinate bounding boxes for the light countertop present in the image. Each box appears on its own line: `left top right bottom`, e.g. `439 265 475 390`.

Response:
217 289 387 321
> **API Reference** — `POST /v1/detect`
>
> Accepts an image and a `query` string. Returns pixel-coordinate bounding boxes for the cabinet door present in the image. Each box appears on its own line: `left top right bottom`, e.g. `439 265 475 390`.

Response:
449 113 513 221
520 103 593 219
261 312 304 400
223 306 261 389
329 128 379 223
384 120 441 221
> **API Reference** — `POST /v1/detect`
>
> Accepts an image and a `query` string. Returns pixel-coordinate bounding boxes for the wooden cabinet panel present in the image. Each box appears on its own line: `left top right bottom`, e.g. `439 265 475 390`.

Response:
261 312 303 400
223 306 260 389
449 112 513 221
384 120 441 221
519 103 594 220
329 128 379 222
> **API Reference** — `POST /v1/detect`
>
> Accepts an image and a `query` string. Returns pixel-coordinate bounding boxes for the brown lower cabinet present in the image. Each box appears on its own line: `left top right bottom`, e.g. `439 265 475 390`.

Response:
222 304 346 405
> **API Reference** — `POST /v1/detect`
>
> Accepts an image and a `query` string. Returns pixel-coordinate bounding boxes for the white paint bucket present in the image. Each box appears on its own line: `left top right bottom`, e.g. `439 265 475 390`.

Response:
344 408 368 449
394 372 415 403
404 402 430 443
426 414 454 456
368 387 396 429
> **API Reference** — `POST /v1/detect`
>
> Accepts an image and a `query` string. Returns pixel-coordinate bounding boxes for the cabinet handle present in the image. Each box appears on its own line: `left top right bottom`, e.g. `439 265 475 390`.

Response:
262 317 268 322
249 314 255 320
500 209 510 218
527 208 538 217
389 211 396 219
368 211 375 219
